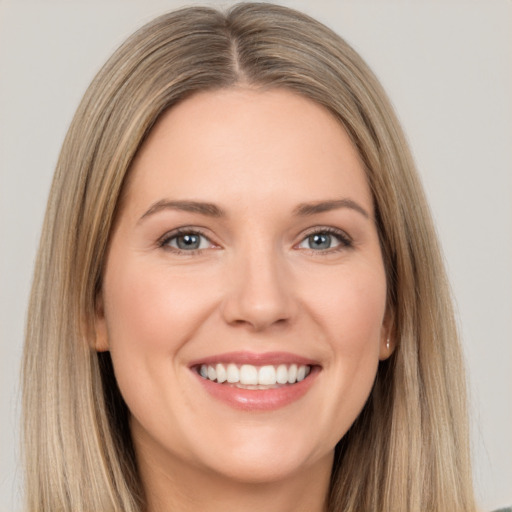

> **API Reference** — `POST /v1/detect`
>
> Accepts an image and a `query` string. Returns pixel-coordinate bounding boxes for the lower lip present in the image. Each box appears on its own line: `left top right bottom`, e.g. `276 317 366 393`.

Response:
193 367 320 411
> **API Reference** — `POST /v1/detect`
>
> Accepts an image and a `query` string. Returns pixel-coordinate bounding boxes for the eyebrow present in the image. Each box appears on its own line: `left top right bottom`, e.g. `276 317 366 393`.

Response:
139 197 370 223
139 200 226 222
292 199 370 219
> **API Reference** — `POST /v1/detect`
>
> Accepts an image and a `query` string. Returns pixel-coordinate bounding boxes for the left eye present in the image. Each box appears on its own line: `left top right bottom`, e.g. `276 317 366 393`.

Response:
298 231 347 251
163 232 211 251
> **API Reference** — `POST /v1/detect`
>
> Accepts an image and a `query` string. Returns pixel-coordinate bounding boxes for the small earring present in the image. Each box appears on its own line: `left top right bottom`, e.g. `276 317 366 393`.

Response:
386 337 390 350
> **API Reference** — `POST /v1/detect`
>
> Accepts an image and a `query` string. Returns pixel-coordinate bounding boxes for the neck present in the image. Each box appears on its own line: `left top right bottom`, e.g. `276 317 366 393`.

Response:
135 438 333 512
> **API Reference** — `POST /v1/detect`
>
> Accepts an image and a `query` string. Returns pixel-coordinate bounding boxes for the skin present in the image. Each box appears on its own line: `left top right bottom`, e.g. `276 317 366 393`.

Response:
96 87 392 512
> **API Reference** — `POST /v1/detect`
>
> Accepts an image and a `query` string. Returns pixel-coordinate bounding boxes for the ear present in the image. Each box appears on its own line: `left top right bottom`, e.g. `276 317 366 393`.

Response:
93 292 110 352
379 308 395 361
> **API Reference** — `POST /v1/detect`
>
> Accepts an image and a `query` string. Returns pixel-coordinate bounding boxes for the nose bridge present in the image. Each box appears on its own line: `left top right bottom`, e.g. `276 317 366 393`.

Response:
221 237 296 330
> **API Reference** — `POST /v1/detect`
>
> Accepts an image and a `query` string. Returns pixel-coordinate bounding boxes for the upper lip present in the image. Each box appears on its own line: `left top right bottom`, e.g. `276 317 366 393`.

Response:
188 351 320 368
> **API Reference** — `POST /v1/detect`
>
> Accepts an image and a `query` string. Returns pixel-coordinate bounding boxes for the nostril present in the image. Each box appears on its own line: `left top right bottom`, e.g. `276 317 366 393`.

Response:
221 292 296 331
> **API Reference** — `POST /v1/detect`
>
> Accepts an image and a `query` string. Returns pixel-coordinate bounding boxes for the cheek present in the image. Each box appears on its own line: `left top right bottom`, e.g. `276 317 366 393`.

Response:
306 262 387 352
100 258 221 435
103 259 217 356
304 263 386 438
100 257 223 422
329 272 386 378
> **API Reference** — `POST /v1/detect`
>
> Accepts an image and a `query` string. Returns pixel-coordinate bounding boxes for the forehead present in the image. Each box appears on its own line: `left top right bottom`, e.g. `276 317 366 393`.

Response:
123 87 373 216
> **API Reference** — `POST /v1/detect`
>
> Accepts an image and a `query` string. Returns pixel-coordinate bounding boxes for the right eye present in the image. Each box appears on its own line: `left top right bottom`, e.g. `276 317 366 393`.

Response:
159 230 213 253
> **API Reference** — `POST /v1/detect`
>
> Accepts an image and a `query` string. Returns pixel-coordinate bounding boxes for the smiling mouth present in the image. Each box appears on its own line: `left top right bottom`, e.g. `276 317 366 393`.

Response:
196 363 312 389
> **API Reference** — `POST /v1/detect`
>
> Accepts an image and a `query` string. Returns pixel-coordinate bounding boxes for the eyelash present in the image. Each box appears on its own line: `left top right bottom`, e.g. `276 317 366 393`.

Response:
298 227 353 255
158 227 213 255
157 226 353 255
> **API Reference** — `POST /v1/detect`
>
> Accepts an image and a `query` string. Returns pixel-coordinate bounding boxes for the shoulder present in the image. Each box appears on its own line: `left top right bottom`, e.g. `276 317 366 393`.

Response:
492 508 512 512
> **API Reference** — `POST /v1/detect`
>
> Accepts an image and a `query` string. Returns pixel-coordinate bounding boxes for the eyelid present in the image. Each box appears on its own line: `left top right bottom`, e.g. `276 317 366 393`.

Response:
157 227 218 253
295 226 353 252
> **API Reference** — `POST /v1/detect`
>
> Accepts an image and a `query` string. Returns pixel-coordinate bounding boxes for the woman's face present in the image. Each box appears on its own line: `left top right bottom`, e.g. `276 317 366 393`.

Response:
97 88 390 486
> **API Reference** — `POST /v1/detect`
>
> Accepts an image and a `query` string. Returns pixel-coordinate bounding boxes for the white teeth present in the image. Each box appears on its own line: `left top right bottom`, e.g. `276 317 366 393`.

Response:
207 366 217 381
240 364 258 385
276 364 288 384
216 363 227 383
199 362 312 386
287 364 297 384
258 365 276 385
226 363 239 383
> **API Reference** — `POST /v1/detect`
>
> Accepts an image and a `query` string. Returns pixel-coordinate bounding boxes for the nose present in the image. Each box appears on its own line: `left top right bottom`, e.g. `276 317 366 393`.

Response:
220 246 297 332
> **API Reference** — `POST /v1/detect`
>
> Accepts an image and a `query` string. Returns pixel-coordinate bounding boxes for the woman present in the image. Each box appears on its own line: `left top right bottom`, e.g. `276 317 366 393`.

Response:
22 3 481 511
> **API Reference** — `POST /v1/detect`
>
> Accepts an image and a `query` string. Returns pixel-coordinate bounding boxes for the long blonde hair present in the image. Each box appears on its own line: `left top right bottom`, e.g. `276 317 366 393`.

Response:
22 3 476 511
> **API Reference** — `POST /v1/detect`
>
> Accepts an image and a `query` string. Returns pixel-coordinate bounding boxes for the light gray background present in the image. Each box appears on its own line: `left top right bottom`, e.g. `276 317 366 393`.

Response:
1 1 510 510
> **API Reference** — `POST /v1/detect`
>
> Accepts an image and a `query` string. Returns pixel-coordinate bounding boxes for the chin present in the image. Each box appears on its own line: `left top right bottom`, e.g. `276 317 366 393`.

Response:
205 450 325 485
190 427 333 485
